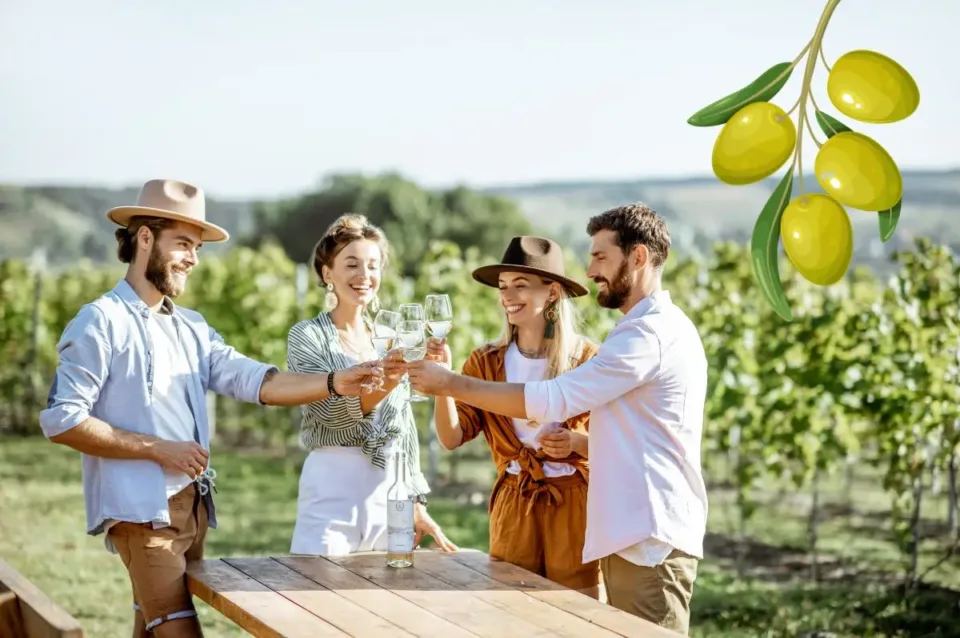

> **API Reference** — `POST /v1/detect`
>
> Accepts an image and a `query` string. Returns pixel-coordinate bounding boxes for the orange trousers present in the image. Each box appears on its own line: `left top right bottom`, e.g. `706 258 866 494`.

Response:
488 472 600 590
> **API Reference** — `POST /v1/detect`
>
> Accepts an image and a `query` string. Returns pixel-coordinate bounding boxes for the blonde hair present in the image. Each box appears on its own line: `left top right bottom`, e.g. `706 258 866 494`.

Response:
491 278 588 379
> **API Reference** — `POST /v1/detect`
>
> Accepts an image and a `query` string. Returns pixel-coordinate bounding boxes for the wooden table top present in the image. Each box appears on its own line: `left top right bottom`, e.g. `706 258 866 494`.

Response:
186 550 676 637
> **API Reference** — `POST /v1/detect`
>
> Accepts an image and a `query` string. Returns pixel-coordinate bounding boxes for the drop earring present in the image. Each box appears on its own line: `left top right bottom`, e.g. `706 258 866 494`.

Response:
368 295 381 315
543 301 558 339
324 282 338 310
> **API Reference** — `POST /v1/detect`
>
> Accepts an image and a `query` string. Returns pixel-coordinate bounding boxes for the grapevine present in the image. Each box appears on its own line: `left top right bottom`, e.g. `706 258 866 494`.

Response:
1 233 958 590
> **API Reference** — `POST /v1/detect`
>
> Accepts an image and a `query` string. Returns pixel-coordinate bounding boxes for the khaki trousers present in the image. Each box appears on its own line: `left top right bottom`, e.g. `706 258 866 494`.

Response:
600 549 698 635
108 484 209 636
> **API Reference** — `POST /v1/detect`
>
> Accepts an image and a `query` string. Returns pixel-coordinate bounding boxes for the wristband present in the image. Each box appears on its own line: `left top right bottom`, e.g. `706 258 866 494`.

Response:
327 371 342 398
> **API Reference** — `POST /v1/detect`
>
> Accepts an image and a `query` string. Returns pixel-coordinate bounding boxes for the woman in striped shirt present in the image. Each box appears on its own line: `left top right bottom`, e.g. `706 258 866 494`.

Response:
287 213 457 556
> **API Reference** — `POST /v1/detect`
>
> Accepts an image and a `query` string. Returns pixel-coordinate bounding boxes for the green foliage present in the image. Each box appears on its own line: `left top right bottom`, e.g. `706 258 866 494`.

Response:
878 199 902 243
750 170 794 322
686 61 794 127
247 173 533 278
3 234 960 589
815 110 853 138
854 238 960 574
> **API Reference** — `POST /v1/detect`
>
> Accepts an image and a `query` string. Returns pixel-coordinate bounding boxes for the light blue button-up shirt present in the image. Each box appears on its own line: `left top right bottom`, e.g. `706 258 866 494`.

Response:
39 279 277 548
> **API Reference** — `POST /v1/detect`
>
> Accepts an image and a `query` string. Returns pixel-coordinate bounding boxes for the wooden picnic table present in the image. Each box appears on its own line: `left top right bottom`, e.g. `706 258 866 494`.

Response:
186 550 678 637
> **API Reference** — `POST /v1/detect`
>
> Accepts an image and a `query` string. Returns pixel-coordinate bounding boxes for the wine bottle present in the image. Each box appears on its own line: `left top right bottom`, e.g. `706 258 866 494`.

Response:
386 448 414 568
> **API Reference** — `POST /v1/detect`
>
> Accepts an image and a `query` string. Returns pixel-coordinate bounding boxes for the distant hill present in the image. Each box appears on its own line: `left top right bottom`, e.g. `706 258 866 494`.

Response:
0 185 256 268
2 169 958 275
489 169 960 271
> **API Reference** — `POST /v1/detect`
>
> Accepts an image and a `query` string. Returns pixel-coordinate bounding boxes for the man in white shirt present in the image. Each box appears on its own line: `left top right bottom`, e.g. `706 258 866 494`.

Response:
398 203 708 634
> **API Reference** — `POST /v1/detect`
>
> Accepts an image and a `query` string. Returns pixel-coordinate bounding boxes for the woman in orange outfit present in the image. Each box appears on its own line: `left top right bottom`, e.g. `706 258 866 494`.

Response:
426 236 601 598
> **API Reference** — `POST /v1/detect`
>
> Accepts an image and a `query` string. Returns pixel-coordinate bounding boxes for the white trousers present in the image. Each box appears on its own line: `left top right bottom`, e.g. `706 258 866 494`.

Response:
290 446 391 556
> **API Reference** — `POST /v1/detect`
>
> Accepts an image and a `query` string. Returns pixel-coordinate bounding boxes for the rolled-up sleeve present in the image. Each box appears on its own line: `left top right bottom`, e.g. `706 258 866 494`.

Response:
525 319 662 423
455 350 487 444
287 322 371 427
207 327 278 404
39 304 111 438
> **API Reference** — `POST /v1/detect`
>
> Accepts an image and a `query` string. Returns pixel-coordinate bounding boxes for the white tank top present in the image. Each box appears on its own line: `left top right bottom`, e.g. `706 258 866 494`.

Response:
503 342 576 478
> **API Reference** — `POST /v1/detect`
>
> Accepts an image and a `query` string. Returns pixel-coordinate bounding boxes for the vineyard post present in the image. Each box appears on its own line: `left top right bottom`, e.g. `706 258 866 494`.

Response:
843 456 855 524
23 250 46 433
908 454 925 589
949 439 958 535
427 406 439 484
296 263 309 320
808 458 821 583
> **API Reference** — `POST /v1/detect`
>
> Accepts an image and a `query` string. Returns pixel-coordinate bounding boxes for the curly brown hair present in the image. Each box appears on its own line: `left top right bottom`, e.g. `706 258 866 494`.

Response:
586 203 671 269
312 214 390 285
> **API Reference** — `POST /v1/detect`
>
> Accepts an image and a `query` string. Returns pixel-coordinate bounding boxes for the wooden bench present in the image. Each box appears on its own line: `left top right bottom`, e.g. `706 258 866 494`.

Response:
0 556 84 638
187 549 678 637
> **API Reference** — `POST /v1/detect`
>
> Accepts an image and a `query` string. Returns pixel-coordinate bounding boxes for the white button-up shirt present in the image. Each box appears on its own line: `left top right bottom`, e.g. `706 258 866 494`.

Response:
524 290 708 564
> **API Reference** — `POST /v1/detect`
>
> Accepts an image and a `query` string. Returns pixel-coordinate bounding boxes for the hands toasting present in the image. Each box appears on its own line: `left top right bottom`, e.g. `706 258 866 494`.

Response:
337 360 388 395
382 336 456 396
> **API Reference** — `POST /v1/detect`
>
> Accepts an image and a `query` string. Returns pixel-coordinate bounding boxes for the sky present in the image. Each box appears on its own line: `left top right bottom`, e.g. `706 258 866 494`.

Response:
2 0 957 199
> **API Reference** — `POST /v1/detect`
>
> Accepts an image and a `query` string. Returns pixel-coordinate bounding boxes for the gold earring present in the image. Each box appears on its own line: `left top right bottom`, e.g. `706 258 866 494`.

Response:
324 282 338 310
543 301 559 339
368 295 381 315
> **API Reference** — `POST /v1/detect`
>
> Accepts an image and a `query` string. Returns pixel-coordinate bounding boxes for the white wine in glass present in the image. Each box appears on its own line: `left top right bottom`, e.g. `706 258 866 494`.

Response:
362 310 401 392
425 294 453 339
373 310 400 357
397 319 429 402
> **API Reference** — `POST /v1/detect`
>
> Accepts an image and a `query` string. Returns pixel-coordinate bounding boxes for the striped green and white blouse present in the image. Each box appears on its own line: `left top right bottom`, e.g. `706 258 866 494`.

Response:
286 312 430 497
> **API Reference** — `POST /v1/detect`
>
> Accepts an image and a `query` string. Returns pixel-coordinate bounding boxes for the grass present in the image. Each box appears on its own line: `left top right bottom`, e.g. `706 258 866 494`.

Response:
1 435 958 637
0 436 491 637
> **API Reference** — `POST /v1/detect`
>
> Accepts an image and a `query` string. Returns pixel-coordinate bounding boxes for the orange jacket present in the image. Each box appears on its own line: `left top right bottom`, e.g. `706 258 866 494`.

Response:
453 340 598 510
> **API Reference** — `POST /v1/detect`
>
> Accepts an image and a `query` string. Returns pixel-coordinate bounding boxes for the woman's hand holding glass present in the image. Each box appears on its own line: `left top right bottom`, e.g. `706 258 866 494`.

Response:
397 318 430 402
361 310 402 393
424 336 452 370
370 298 454 398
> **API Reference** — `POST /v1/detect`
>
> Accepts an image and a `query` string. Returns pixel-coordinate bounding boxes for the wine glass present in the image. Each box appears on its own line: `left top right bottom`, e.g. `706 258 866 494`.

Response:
372 310 401 358
425 294 453 340
399 303 424 322
397 319 429 402
361 310 400 392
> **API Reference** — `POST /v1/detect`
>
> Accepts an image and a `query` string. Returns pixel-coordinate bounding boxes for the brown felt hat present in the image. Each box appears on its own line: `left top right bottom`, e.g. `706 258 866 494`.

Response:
106 178 229 242
471 236 589 298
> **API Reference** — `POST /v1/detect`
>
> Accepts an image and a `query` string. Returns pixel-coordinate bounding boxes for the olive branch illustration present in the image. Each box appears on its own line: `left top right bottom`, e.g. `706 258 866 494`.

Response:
687 0 918 321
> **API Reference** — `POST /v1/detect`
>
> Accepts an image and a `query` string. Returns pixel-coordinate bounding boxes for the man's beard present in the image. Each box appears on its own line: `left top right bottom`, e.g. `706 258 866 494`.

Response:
594 260 632 309
145 245 188 298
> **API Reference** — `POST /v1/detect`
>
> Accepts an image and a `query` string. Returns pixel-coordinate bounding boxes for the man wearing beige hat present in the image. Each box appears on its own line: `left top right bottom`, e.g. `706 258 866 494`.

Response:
39 179 384 638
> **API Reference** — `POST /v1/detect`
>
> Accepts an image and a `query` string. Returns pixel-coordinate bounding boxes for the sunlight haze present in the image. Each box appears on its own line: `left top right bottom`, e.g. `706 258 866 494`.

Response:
2 0 956 198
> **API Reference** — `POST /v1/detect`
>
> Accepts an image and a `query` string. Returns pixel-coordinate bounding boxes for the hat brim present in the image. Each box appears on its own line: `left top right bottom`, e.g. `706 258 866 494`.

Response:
471 264 589 298
106 206 230 243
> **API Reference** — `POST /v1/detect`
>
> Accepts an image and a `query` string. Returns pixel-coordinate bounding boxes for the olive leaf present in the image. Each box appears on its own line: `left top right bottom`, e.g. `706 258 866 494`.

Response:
687 62 793 127
815 110 852 138
815 110 901 242
878 198 902 243
750 170 794 321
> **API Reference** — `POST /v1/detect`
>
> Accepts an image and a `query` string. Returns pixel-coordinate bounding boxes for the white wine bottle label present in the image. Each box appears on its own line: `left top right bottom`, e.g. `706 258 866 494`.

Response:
387 498 415 552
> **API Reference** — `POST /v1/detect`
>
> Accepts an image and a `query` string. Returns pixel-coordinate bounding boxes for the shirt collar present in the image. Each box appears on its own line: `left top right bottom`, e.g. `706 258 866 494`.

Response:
113 278 177 317
618 290 672 324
